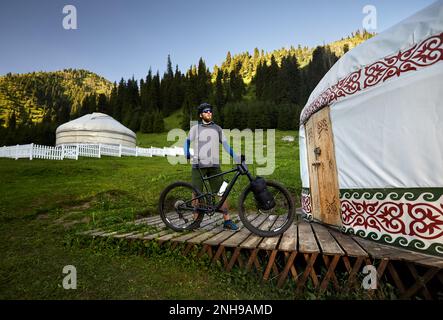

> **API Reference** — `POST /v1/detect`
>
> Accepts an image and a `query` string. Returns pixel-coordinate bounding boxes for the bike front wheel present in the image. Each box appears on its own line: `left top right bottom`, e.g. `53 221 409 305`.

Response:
158 181 205 232
238 180 295 237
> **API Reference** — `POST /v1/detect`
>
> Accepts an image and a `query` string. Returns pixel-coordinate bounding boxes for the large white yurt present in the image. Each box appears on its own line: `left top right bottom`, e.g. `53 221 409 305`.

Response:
56 112 136 147
299 1 443 257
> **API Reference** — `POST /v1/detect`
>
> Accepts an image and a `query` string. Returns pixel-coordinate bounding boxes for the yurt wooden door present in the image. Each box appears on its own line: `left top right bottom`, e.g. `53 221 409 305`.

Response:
305 106 341 227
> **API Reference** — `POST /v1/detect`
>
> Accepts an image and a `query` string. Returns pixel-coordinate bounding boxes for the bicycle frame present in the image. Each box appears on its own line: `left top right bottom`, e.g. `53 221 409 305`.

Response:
187 163 253 214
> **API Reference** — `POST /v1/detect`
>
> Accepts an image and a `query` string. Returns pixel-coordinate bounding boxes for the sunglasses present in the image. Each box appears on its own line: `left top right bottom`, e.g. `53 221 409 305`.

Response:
202 109 212 113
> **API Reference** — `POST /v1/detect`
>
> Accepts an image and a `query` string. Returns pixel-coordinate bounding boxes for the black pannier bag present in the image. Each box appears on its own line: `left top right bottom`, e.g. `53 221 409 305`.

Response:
250 177 276 210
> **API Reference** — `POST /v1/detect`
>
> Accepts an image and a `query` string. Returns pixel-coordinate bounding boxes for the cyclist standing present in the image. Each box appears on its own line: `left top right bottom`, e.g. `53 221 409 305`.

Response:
184 103 239 230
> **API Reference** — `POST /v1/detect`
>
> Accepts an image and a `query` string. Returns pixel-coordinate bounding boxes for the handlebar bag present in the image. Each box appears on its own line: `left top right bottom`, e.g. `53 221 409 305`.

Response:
250 177 276 210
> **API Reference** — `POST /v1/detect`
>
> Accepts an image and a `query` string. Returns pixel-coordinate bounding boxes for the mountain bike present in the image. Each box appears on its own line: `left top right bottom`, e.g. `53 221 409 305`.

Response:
158 156 295 237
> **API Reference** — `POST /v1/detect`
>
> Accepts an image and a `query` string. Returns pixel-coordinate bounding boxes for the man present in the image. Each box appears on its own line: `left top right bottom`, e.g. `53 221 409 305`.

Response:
184 102 239 230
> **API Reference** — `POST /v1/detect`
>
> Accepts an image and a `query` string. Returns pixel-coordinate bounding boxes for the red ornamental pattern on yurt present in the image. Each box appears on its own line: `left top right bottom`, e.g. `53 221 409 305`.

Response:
301 191 312 214
300 32 443 124
341 200 443 241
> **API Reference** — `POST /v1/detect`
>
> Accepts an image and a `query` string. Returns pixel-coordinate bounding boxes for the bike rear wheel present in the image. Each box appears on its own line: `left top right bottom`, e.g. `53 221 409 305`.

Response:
158 181 205 232
238 180 294 237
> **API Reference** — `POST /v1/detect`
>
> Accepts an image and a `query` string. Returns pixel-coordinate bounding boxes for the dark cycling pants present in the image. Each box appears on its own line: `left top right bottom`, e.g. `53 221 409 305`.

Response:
191 167 223 194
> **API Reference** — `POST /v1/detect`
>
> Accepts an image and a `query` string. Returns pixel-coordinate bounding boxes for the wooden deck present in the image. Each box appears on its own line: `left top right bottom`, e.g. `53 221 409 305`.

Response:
81 210 443 299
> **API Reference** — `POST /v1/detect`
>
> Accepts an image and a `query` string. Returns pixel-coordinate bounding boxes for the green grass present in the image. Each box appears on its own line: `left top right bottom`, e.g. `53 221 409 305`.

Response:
0 129 303 299
163 109 183 131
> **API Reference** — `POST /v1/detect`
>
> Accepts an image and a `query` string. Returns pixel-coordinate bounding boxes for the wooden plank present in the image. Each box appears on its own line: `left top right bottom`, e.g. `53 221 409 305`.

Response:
165 231 199 243
141 223 166 234
353 236 443 268
90 230 107 236
187 225 225 244
147 219 167 228
142 230 171 240
232 214 273 249
140 217 164 227
297 221 319 253
352 236 402 259
151 211 202 231
156 232 183 242
203 214 258 246
222 214 269 248
204 229 241 246
329 229 368 257
278 224 297 252
134 215 162 225
257 234 282 251
99 231 118 237
113 232 136 239
258 216 288 250
184 214 240 244
311 223 344 255
412 256 443 269
171 216 224 243
150 212 186 228
239 232 264 250
80 229 102 235
126 233 144 239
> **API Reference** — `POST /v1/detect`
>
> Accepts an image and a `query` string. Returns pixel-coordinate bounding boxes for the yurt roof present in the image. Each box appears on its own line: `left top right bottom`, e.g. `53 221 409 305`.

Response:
56 113 136 138
300 0 443 125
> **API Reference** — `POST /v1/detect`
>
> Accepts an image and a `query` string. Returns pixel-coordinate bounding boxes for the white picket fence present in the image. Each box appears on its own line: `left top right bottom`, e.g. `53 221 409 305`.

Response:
0 143 192 161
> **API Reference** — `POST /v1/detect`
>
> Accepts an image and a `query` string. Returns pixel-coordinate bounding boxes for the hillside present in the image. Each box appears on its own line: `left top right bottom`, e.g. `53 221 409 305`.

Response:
215 29 375 83
0 69 113 126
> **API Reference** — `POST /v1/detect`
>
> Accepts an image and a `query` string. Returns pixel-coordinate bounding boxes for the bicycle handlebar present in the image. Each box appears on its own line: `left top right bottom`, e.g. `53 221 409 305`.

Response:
237 154 250 175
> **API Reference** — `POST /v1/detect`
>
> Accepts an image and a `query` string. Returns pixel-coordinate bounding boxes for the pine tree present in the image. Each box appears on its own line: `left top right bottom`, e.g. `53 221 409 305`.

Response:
141 69 152 113
150 72 161 111
262 55 279 101
109 83 118 119
129 111 141 132
225 51 232 73
196 58 211 103
181 66 199 130
229 62 245 101
153 111 165 132
114 78 126 122
97 93 107 113
8 111 17 130
140 112 152 133
161 55 175 113
214 69 225 108
56 99 71 125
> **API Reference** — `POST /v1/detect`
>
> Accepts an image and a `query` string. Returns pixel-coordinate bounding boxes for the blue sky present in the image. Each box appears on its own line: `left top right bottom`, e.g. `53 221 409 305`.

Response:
0 0 436 82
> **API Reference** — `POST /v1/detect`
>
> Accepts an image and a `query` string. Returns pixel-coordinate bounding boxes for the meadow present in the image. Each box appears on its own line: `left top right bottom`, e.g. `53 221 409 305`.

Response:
0 130 304 299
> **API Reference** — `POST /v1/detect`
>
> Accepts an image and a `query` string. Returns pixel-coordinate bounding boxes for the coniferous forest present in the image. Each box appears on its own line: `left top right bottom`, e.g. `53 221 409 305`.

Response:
0 30 374 145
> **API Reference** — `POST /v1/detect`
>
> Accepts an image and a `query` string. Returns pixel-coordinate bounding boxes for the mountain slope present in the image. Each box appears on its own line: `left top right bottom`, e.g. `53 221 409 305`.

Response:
0 69 113 126
215 30 375 83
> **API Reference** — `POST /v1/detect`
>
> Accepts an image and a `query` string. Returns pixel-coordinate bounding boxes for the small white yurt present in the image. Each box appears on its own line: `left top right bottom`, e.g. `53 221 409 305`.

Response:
56 113 136 147
299 1 443 257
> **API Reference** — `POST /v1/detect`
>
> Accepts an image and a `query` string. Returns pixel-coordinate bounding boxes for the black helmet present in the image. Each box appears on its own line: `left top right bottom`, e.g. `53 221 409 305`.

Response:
197 102 213 115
